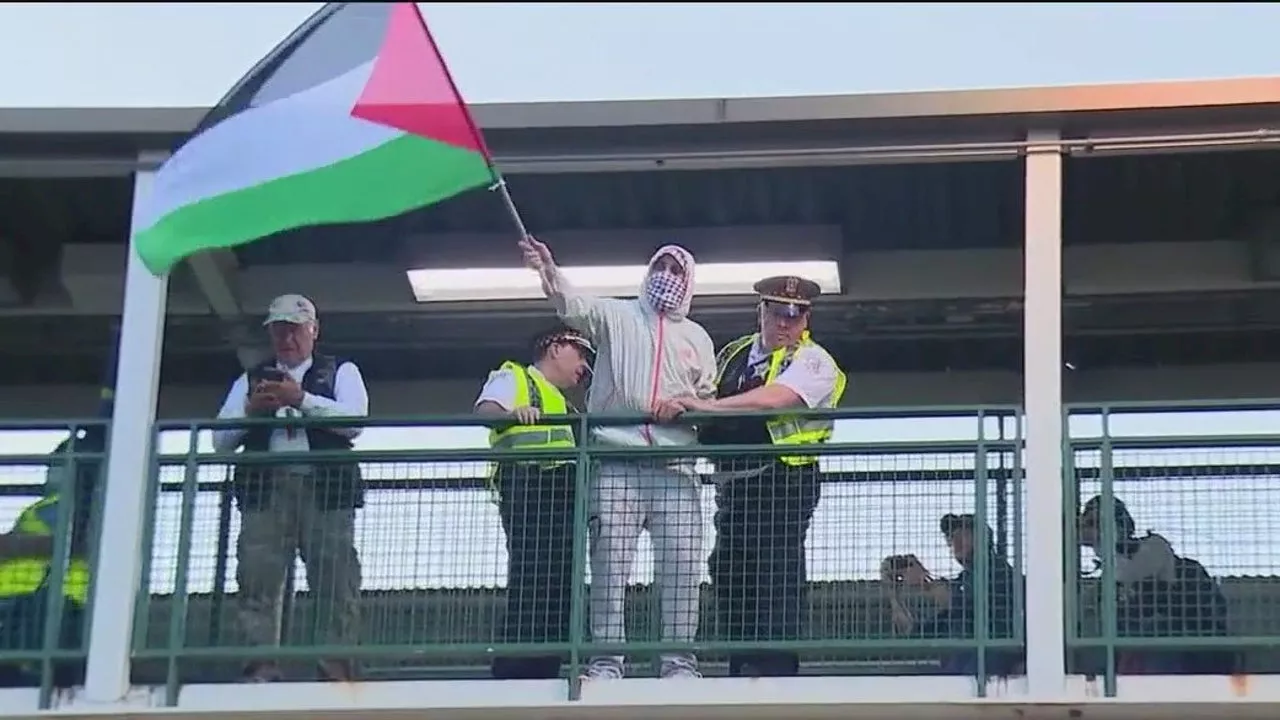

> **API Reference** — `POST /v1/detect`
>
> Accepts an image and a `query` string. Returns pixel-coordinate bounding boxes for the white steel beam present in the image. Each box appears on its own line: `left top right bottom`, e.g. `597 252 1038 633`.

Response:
82 158 168 704
1022 128 1066 698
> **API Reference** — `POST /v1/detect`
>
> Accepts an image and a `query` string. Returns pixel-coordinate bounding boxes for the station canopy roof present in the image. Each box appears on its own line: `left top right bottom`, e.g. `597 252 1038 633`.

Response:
2 78 1280 386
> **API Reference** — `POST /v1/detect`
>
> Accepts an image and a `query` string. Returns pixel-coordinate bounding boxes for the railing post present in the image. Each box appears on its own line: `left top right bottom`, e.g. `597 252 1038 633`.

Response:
1023 129 1067 698
83 155 170 704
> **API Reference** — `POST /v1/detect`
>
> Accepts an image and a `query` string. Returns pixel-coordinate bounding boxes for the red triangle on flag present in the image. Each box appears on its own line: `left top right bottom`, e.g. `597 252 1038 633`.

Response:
351 2 488 155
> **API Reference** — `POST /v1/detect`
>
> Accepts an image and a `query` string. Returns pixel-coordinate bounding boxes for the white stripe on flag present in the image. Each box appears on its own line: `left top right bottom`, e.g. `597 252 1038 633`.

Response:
135 60 401 233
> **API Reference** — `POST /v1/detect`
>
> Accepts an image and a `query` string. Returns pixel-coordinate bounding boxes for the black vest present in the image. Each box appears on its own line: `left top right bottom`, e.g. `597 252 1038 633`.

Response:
700 345 776 470
231 354 364 511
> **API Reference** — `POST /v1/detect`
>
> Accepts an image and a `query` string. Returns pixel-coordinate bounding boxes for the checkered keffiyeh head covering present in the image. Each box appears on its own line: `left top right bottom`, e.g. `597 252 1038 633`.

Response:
642 245 694 316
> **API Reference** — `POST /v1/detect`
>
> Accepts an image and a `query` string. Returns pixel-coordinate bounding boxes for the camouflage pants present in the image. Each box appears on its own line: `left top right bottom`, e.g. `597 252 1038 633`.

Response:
235 475 362 647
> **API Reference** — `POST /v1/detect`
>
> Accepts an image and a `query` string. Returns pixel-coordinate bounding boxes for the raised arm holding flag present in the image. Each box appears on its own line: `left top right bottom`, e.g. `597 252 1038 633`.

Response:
131 2 530 276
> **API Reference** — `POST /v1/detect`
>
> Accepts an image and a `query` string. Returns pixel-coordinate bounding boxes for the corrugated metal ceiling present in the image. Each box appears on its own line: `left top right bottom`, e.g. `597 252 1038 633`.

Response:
4 142 1280 385
229 146 1280 264
10 147 1280 270
1067 149 1280 246
226 160 1026 266
4 143 1280 261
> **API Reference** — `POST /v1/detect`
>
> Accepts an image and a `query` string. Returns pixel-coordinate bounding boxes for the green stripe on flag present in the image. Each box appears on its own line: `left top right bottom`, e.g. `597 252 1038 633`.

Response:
134 133 494 275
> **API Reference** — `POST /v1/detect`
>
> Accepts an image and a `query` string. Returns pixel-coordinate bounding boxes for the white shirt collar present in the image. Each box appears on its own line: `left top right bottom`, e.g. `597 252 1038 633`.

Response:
277 356 313 376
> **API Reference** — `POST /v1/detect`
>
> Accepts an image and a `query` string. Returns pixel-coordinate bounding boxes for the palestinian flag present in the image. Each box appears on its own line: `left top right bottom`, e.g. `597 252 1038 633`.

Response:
133 2 496 276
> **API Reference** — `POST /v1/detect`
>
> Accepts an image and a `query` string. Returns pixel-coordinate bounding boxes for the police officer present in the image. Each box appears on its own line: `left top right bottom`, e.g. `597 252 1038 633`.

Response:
669 275 846 677
0 428 101 687
474 326 593 679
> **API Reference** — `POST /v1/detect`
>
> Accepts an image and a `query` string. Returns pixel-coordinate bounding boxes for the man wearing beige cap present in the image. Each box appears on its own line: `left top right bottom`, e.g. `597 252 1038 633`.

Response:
212 294 369 682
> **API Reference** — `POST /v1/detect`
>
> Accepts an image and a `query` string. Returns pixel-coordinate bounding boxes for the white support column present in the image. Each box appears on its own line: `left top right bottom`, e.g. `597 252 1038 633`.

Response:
83 157 170 703
1022 129 1066 698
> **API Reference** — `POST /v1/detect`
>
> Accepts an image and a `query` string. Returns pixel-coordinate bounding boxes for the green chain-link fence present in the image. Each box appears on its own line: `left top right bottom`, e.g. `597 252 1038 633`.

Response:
1066 403 1280 694
133 407 1024 697
6 402 1277 704
0 421 107 706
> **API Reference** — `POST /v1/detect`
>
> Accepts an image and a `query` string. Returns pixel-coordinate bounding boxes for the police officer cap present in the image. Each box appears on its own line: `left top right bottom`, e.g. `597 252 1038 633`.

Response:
754 275 822 318
531 325 596 360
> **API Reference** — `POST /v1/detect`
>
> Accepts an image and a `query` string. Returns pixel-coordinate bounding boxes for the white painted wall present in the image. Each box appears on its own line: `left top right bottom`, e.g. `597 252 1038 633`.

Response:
4 3 1280 109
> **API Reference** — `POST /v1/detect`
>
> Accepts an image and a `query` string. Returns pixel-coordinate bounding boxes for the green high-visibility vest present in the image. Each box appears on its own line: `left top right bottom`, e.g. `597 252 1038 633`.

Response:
488 362 575 462
0 495 90 606
715 331 847 466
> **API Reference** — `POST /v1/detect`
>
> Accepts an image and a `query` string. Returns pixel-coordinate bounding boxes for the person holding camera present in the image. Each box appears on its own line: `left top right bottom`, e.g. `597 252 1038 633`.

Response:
881 513 1022 676
212 294 369 683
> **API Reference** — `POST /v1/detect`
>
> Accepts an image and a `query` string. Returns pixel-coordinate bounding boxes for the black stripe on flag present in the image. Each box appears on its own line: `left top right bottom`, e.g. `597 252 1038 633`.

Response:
188 3 395 142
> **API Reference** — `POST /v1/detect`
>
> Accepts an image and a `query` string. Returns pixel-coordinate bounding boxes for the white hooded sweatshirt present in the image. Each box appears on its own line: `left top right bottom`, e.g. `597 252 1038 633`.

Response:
549 245 717 450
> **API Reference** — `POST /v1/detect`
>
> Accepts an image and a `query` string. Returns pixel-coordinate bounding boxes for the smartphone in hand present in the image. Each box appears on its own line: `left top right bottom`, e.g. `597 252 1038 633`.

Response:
250 367 288 385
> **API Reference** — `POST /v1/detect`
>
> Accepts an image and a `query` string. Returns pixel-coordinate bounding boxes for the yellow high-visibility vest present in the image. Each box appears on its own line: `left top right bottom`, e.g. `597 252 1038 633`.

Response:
488 362 575 464
715 331 847 466
0 495 90 606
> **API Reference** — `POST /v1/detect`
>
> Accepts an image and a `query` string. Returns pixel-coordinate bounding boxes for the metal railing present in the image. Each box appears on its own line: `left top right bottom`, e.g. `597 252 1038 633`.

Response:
2 402 1278 704
135 406 1023 700
0 420 108 708
1063 401 1280 693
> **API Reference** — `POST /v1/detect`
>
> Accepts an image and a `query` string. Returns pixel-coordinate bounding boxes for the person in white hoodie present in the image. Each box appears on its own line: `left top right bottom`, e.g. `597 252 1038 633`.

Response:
520 235 717 680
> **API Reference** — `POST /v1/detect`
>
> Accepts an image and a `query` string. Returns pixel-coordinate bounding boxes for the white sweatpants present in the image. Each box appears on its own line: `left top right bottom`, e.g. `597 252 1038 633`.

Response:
588 460 704 663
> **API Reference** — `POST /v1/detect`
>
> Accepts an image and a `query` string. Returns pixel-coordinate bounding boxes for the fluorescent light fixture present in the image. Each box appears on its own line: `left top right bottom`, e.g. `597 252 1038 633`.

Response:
407 260 841 303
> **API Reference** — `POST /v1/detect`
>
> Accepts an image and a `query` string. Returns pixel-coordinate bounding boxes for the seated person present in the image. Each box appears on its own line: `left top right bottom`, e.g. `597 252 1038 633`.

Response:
881 513 1023 676
1077 495 1234 674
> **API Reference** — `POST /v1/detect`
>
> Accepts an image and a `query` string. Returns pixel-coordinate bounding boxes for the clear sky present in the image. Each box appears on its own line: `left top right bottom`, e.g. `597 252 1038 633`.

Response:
1 408 1275 594
3 3 1280 108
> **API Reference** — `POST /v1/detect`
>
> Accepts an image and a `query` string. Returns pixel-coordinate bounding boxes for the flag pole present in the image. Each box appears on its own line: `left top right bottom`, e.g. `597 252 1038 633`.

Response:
415 5 533 239
491 177 531 238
